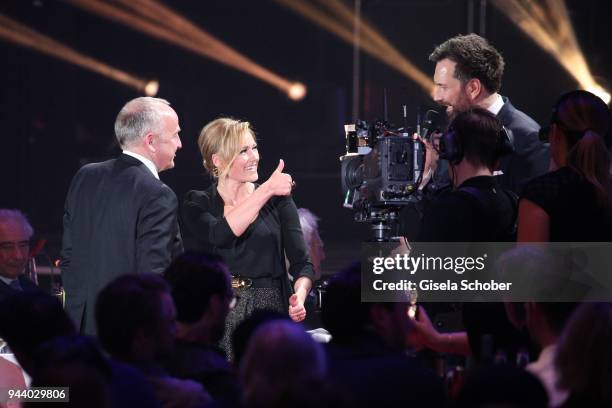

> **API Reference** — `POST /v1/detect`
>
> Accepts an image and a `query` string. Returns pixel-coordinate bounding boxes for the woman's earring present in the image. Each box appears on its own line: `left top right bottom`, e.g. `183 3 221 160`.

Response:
212 167 219 177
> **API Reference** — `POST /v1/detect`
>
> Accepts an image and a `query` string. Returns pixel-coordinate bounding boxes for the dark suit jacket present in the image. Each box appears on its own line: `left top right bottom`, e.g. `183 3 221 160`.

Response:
61 154 182 336
164 339 242 407
0 275 39 300
431 97 550 194
325 334 448 408
497 97 550 193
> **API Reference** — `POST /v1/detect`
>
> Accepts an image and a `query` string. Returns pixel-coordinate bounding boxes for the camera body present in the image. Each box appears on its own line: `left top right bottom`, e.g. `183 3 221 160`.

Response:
340 119 425 224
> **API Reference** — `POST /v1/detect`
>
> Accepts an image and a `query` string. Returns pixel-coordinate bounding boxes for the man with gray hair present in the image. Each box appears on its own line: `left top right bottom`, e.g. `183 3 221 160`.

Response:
0 209 38 299
61 97 183 336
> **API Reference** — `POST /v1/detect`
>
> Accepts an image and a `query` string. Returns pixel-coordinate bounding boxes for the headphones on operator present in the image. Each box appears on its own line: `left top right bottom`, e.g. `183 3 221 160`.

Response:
438 116 515 166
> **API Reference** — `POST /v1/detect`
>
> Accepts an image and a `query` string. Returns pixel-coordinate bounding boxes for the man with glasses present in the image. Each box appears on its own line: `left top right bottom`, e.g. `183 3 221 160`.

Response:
0 209 38 299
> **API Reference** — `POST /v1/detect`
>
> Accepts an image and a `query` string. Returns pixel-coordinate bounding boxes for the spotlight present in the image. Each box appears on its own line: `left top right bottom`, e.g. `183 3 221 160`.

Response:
144 80 159 96
287 82 307 101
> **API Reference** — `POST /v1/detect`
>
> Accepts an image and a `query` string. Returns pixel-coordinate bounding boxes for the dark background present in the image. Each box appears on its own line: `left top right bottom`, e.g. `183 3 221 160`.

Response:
1 0 610 273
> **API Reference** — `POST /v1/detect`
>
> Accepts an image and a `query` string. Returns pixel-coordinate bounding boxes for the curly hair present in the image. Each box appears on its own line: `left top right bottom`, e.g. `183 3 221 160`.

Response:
430 34 505 94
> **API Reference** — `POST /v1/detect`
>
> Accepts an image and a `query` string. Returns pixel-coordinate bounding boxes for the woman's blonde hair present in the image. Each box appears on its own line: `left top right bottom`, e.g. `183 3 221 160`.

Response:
197 117 256 180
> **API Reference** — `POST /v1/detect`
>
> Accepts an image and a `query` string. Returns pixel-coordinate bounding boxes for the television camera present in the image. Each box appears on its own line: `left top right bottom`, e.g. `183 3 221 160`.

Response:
340 109 440 241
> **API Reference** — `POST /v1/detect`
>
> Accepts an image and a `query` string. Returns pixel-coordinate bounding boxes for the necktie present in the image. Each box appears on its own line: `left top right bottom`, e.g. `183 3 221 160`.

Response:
9 279 23 291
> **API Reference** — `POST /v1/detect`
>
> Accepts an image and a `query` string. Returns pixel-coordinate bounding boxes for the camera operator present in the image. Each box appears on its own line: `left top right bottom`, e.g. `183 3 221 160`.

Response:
428 33 549 194
403 108 529 361
403 108 517 243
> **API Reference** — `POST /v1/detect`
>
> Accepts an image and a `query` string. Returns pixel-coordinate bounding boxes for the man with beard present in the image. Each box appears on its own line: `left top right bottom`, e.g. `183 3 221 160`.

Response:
428 33 549 193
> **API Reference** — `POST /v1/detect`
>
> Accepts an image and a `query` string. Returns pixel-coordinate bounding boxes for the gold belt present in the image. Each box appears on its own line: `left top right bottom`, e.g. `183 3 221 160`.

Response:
231 276 253 289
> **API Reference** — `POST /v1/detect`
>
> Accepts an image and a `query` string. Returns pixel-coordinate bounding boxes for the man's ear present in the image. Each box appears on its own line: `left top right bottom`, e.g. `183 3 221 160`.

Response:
144 132 155 151
466 78 482 101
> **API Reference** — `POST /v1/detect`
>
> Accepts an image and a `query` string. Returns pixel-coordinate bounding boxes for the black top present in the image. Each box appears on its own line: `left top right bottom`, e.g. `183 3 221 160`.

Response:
409 176 529 362
325 333 448 408
181 184 314 282
165 340 242 408
0 275 40 301
521 166 612 242
416 176 516 242
107 359 162 408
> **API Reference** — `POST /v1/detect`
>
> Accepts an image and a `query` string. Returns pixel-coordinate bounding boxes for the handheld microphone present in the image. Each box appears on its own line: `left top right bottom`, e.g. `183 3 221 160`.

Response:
419 109 442 141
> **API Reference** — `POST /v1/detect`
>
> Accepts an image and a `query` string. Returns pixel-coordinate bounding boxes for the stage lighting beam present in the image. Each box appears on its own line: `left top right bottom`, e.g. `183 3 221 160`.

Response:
274 0 433 94
0 14 155 95
64 0 306 101
491 0 609 105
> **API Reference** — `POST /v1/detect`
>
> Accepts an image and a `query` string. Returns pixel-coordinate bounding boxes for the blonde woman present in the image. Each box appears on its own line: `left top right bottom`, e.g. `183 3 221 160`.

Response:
181 118 313 355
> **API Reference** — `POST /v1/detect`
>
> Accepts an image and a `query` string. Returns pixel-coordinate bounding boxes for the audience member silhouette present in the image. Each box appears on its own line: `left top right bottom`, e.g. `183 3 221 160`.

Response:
0 291 159 408
321 263 448 408
95 273 211 408
239 319 329 408
163 252 242 407
556 302 612 407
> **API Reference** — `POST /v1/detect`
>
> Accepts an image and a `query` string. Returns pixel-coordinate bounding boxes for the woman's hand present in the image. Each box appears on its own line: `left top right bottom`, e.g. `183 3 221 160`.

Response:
407 305 440 350
223 159 294 237
288 293 306 322
263 159 293 196
407 306 471 356
289 277 311 323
